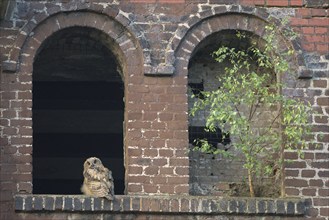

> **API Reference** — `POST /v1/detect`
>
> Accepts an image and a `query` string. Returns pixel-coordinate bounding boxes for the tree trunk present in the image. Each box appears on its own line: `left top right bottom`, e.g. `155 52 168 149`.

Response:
278 71 285 198
280 150 286 197
248 169 255 197
280 131 286 197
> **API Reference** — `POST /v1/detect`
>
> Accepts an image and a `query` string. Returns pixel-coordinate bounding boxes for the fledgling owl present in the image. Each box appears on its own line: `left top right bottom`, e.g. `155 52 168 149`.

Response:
81 157 114 200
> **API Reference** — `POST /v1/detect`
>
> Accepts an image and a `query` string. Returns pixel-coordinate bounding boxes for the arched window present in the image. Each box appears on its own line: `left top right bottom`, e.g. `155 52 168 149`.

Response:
32 27 125 195
188 30 277 196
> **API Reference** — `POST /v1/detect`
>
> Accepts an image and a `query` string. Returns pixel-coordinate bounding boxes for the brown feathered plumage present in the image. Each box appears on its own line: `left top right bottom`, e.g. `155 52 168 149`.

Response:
81 157 114 200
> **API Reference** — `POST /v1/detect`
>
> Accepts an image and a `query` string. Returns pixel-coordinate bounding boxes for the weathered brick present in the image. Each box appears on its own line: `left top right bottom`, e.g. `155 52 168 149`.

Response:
144 166 159 175
314 116 328 124
312 161 329 169
16 164 32 173
128 166 143 174
55 197 63 210
10 155 32 164
169 158 189 166
128 176 151 184
286 188 300 196
123 197 130 211
317 97 329 106
143 149 158 157
319 189 329 197
309 179 324 187
257 200 266 214
285 179 308 187
313 80 328 88
159 149 174 157
166 139 187 148
319 208 329 217
318 171 329 178
285 170 299 177
94 198 102 211
143 184 158 193
301 170 316 178
33 197 43 211
151 176 167 185
167 176 188 184
175 183 189 195
285 161 306 169
313 198 329 206
128 148 142 157
276 200 286 214
112 197 121 212
159 185 175 194
306 207 319 217
127 184 142 193
2 182 17 190
175 167 188 175
45 197 54 211
14 196 24 211
159 167 174 175
25 196 32 210
237 200 247 214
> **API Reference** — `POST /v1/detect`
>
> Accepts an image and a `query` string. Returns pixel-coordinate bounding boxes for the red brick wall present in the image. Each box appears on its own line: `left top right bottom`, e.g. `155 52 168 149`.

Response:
1 0 328 219
131 0 185 3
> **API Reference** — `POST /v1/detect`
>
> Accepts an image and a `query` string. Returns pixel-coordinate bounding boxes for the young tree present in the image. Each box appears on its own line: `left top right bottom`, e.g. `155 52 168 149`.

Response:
190 23 312 197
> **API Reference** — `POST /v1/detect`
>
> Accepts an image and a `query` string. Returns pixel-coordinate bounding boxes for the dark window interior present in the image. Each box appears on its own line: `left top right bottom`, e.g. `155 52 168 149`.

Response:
188 81 204 99
188 126 230 149
32 27 125 195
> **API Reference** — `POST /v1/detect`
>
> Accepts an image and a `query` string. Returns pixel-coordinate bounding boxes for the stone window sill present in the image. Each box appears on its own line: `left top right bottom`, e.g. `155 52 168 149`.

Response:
15 194 306 216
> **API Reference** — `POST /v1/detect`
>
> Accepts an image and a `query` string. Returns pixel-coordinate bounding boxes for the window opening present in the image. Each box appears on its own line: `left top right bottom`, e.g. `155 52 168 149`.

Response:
188 30 277 196
188 126 230 149
32 27 125 195
188 80 204 99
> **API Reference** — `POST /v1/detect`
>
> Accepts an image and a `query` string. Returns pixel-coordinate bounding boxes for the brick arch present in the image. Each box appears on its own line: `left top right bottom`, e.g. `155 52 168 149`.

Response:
169 5 288 48
158 6 275 75
173 11 307 78
13 10 145 195
21 11 143 76
180 12 306 197
4 7 149 73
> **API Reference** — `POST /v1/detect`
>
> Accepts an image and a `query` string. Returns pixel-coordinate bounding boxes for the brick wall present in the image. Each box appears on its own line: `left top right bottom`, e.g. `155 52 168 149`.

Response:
13 194 306 219
0 0 328 219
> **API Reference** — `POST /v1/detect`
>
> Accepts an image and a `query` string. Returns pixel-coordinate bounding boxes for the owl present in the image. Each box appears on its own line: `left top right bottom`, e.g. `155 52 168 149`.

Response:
81 157 114 200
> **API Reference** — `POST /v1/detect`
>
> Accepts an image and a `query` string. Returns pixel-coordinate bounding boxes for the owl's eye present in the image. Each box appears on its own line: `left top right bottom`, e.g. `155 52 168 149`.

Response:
87 161 90 165
93 159 97 164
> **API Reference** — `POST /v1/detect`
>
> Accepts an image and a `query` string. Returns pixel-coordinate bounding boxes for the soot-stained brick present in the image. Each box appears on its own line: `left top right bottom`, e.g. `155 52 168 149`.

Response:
33 197 43 211
73 198 82 211
83 198 92 211
64 197 73 211
94 198 102 211
15 196 24 211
